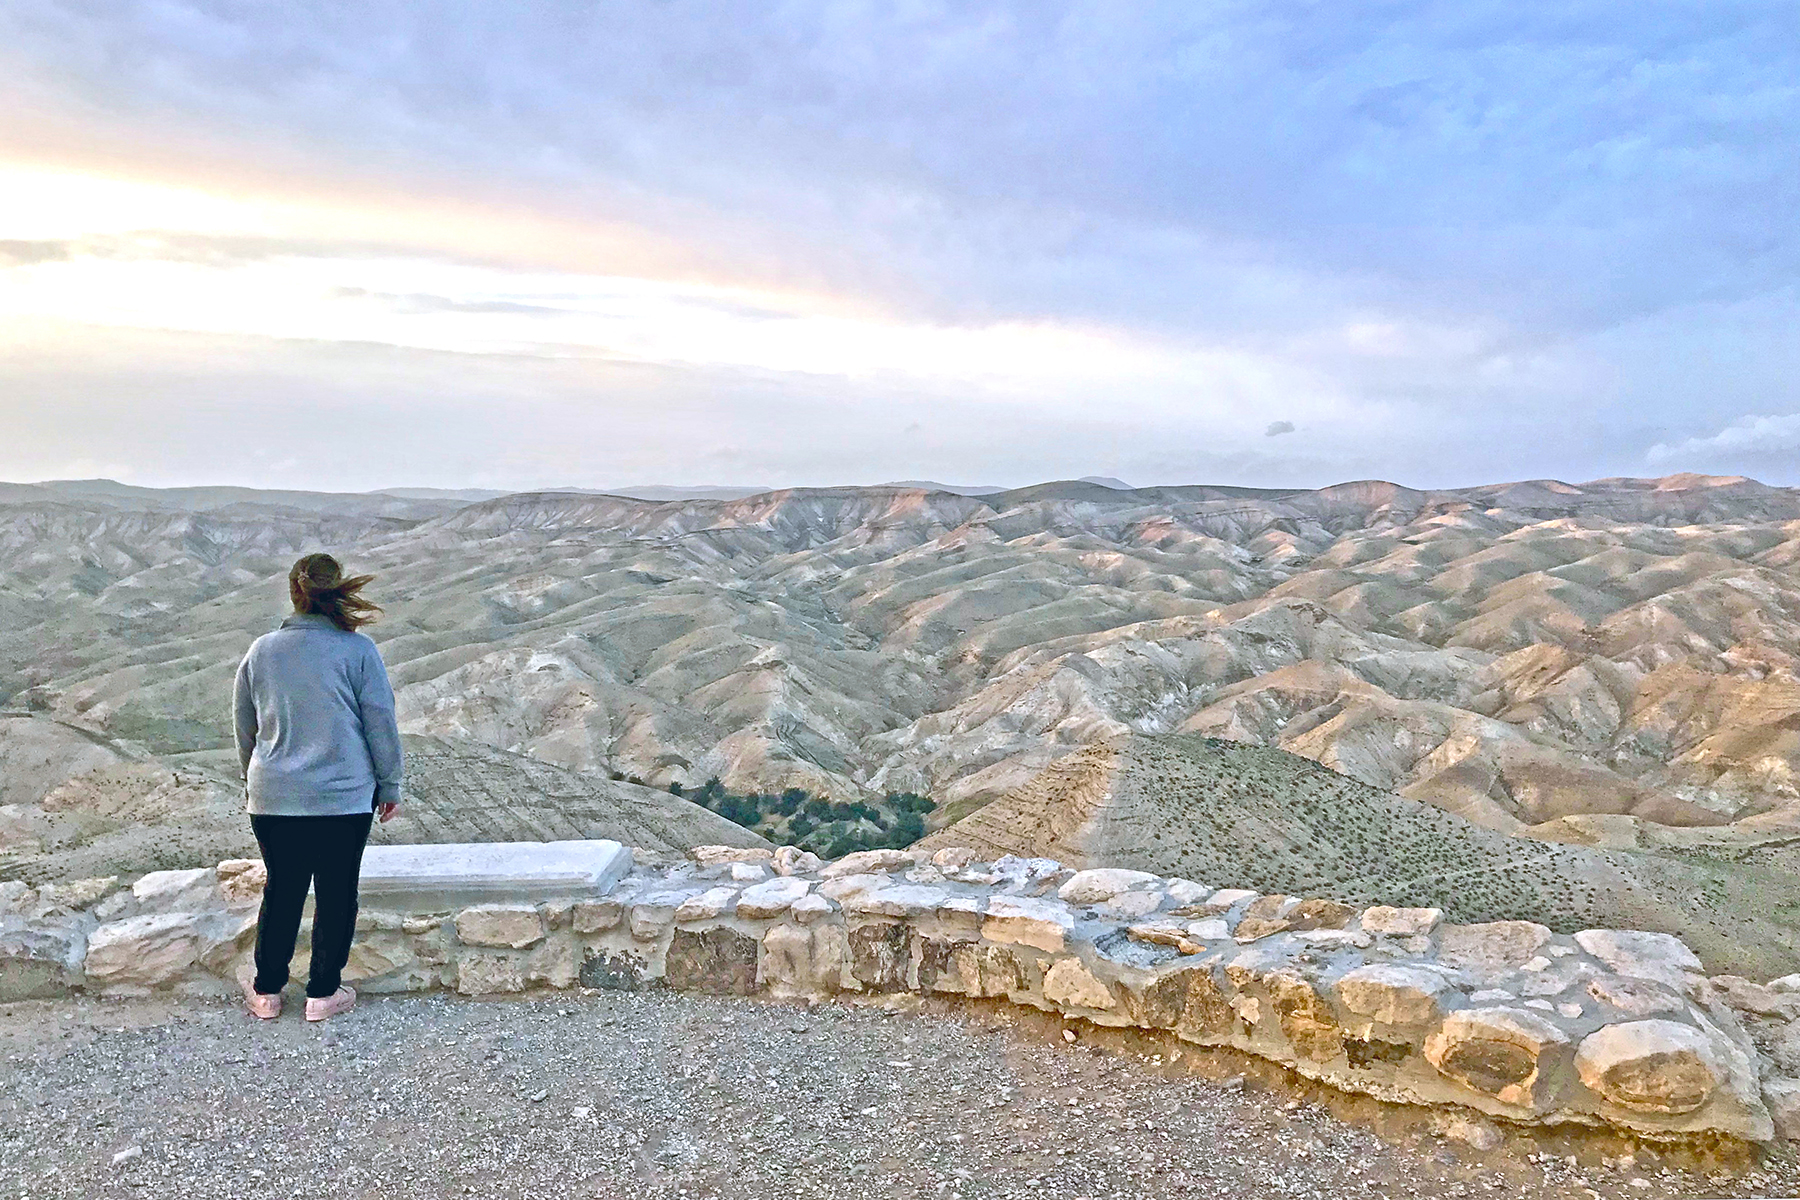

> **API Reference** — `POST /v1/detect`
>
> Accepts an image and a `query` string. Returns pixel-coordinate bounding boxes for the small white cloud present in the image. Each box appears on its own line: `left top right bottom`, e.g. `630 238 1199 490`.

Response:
1265 420 1296 437
1647 413 1800 463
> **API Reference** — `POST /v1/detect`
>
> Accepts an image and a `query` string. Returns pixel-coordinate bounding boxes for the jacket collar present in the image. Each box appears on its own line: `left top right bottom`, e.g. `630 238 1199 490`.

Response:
280 612 338 630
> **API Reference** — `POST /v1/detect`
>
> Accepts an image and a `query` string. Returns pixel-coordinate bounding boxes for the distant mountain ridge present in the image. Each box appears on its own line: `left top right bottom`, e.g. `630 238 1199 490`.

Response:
6 470 1800 880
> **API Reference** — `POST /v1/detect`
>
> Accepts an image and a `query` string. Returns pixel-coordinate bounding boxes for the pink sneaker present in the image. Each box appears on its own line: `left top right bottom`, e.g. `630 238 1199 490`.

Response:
241 977 281 1020
304 986 356 1022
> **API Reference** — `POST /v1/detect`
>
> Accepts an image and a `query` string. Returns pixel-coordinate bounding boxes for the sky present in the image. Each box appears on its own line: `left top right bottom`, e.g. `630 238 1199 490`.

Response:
1 1 1796 493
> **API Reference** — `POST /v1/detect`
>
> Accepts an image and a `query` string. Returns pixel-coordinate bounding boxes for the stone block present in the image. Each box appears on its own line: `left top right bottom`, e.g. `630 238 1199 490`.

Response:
456 952 527 995
771 846 825 876
1572 930 1703 991
571 899 623 934
1360 906 1442 937
527 934 580 989
131 869 220 915
849 921 912 991
982 896 1073 953
675 887 740 923
85 913 211 988
1286 900 1355 931
1129 965 1233 1041
791 893 836 924
215 861 266 906
35 877 120 914
1424 1007 1569 1108
454 904 544 949
0 925 84 1000
820 849 912 879
630 894 686 940
692 846 773 866
1574 1020 1721 1115
1437 922 1553 981
843 884 947 919
345 931 415 983
1058 869 1161 905
361 840 632 909
1586 975 1684 1017
737 877 811 920
579 949 651 991
665 927 760 995
1764 1078 1800 1141
1266 971 1343 1062
1335 964 1457 1028
1043 958 1117 1011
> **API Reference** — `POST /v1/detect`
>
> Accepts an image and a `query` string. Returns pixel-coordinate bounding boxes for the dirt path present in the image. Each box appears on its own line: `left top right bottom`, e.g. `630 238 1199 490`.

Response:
0 990 1794 1199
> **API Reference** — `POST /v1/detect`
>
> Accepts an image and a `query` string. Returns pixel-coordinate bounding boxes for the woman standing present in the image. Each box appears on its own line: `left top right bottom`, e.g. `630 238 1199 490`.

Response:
233 553 404 1021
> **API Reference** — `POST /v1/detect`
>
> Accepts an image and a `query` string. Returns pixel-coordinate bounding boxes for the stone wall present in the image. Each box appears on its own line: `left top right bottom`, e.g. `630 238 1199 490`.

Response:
4 846 1799 1147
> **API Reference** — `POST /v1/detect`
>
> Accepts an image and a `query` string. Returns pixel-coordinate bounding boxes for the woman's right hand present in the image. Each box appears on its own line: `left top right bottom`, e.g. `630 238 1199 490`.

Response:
377 802 399 824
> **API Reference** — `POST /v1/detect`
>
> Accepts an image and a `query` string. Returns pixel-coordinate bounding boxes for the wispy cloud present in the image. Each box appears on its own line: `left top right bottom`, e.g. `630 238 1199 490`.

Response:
1265 420 1296 437
1648 414 1800 464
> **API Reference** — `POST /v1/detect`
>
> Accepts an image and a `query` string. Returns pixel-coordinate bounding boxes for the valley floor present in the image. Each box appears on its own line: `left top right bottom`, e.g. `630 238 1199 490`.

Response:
0 991 1792 1200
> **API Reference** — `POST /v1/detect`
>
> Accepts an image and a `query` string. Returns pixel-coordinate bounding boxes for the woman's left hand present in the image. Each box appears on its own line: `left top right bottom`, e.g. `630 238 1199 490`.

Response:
377 802 399 823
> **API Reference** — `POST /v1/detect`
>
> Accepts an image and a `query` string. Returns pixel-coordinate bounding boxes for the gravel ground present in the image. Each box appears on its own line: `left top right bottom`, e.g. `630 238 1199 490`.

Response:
1 990 1796 1200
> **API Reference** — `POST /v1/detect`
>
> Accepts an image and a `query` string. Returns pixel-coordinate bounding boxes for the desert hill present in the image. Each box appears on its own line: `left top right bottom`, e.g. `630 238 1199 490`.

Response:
0 716 766 882
919 733 1800 976
8 471 1800 859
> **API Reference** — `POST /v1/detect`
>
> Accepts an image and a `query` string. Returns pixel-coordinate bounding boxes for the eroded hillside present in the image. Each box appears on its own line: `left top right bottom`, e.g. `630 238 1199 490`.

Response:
7 473 1800 850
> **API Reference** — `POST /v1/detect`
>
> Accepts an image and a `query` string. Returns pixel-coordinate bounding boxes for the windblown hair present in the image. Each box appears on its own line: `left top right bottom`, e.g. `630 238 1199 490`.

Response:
288 553 381 632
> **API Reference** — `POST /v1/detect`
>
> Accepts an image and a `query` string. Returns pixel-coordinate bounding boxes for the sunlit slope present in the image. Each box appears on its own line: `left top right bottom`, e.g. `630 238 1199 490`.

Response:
918 733 1800 976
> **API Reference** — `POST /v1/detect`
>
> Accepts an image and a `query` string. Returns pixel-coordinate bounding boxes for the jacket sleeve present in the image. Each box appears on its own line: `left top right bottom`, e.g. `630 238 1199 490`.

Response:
356 639 405 806
232 651 258 777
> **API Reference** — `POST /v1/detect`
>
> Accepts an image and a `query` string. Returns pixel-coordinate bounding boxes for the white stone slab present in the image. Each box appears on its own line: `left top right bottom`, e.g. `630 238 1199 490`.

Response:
360 840 632 909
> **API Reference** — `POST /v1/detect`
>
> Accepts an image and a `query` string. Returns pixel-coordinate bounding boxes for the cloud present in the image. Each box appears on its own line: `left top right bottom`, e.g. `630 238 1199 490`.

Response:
1265 420 1296 437
0 239 72 266
1648 414 1800 464
327 287 565 316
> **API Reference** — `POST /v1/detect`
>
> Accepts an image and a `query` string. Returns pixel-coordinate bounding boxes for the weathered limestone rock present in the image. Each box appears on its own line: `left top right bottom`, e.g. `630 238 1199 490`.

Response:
674 887 740 923
982 896 1073 953
345 931 416 985
737 877 810 919
791 893 836 924
131 869 219 915
0 924 84 1001
527 934 580 989
849 922 912 991
1163 878 1211 906
629 893 687 940
454 904 544 949
1360 906 1443 937
843 884 948 919
760 923 824 996
1128 965 1233 1041
35 877 120 914
665 927 759 995
770 846 824 876
571 899 623 934
456 952 526 995
820 849 912 879
1058 869 1161 905
929 847 979 870
85 914 211 988
691 846 773 866
1425 1007 1570 1108
578 949 650 991
1437 922 1553 981
215 861 265 906
1265 971 1344 1061
1334 964 1457 1029
1764 1078 1800 1140
1574 930 1703 991
818 873 884 902
1043 958 1117 1011
917 939 1025 998
1586 975 1685 1017
1097 890 1167 919
728 862 771 883
1574 1020 1722 1115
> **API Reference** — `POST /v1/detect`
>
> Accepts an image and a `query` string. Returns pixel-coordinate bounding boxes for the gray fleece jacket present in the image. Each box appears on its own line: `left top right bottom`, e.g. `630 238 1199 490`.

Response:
232 612 405 816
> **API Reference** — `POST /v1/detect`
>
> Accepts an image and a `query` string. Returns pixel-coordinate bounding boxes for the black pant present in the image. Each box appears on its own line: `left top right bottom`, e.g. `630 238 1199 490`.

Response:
249 812 374 999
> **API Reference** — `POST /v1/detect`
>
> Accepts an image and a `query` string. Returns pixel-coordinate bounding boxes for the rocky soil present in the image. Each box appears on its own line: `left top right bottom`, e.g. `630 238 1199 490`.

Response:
2 990 1795 1200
